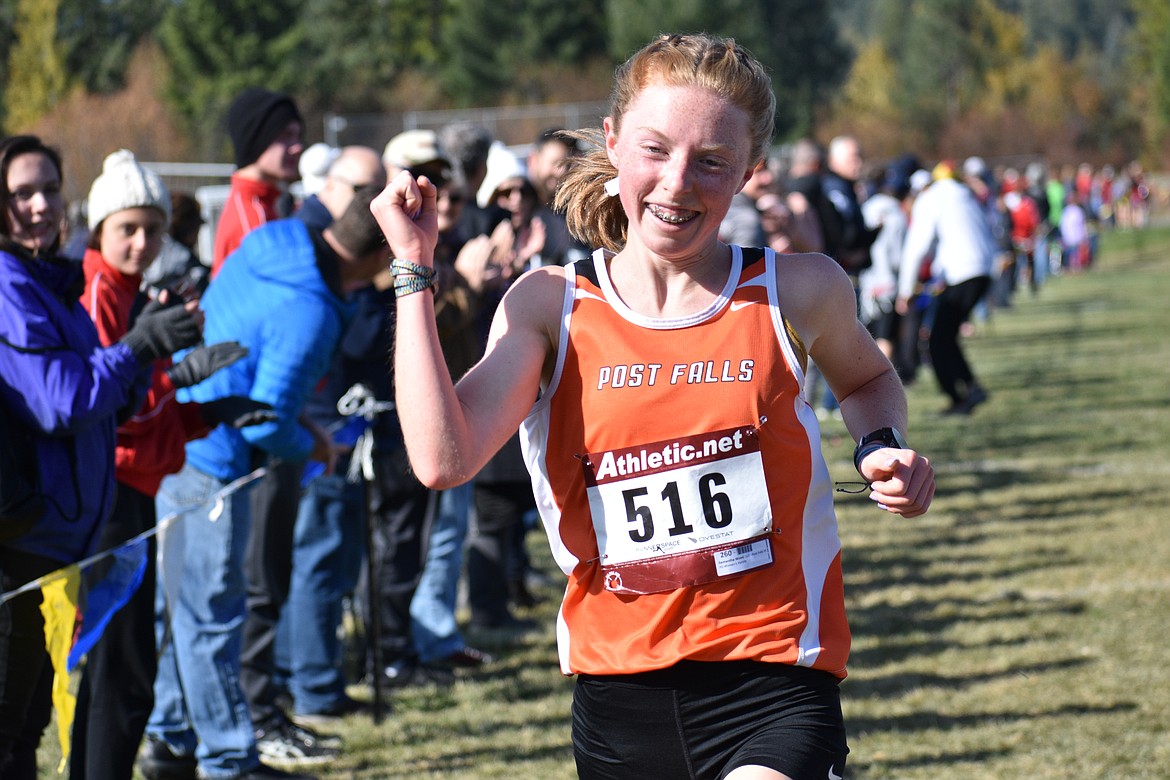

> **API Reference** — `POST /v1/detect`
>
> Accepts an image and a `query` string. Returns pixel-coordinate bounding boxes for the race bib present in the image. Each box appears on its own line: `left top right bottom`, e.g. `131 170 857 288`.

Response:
581 425 774 594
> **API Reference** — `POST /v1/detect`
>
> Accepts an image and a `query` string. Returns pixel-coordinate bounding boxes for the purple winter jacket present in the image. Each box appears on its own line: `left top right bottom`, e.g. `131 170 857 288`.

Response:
0 244 140 563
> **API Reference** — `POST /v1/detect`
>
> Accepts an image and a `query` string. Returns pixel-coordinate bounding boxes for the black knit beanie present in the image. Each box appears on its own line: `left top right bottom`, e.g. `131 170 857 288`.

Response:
227 88 303 169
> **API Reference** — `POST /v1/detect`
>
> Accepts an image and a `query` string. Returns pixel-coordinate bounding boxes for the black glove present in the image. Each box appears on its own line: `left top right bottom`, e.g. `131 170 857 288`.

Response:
166 342 249 388
199 397 277 429
119 298 202 364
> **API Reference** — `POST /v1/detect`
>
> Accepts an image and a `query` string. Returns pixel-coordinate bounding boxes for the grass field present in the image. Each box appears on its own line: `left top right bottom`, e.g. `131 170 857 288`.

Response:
41 225 1170 779
829 224 1170 778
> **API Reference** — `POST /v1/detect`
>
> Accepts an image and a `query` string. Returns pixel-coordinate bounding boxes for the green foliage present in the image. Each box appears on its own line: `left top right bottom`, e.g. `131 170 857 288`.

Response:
512 0 606 65
297 0 443 113
442 0 605 105
441 0 518 103
5 0 1168 165
56 0 166 93
894 0 986 138
602 0 850 140
1010 0 1133 58
4 0 69 132
830 0 1149 161
604 0 739 59
750 0 852 140
844 0 1132 60
158 0 306 158
1130 0 1170 159
0 0 16 128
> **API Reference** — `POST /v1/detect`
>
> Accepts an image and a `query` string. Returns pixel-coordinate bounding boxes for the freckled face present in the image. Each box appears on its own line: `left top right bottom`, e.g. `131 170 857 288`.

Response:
605 83 754 260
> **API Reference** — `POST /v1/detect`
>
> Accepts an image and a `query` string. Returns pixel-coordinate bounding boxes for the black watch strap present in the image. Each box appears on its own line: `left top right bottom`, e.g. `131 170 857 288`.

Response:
853 427 908 473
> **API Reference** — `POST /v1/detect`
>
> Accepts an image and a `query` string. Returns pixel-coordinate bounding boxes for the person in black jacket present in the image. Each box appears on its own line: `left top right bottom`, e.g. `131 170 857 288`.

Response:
821 135 879 279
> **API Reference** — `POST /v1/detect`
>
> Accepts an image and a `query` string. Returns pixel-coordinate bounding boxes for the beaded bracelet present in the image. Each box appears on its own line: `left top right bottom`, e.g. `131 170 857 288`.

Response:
394 275 437 297
391 258 437 298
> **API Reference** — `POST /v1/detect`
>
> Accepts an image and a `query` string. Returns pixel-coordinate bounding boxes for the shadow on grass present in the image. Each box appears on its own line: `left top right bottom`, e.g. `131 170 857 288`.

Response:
846 593 1087 669
833 436 1145 775
848 748 1013 778
847 656 1092 701
846 700 1137 738
844 549 1077 594
845 700 1140 778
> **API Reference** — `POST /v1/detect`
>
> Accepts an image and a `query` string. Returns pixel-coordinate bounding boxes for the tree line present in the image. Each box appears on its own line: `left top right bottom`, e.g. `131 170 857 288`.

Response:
2 0 1167 186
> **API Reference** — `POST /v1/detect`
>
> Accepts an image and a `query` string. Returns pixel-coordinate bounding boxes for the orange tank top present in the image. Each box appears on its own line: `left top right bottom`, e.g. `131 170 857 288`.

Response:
520 246 850 678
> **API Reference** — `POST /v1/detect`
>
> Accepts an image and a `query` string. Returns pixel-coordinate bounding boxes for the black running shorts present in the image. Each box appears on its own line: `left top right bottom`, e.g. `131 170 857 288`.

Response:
572 660 849 780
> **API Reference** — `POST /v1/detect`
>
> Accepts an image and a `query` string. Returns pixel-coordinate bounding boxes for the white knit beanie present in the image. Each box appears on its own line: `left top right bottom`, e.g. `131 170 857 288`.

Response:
87 149 171 231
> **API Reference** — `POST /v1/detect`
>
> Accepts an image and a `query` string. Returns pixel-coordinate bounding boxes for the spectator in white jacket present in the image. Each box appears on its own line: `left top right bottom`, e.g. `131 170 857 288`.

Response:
896 164 996 415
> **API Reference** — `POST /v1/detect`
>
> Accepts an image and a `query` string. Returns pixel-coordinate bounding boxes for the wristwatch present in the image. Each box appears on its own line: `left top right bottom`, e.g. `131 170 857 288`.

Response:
853 427 908 473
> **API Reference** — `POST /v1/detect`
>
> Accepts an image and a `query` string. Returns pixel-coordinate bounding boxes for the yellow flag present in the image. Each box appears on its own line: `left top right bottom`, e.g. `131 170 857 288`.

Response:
39 565 80 773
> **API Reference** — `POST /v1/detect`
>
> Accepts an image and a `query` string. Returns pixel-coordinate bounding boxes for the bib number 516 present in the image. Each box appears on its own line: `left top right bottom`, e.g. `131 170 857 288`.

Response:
623 472 732 543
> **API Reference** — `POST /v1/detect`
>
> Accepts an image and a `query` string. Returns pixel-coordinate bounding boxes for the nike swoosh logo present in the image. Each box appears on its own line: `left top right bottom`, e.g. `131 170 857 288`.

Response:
828 766 843 780
729 300 756 311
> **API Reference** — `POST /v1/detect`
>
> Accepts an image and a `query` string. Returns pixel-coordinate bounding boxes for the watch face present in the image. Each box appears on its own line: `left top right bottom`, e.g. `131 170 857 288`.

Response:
854 427 908 472
862 427 906 449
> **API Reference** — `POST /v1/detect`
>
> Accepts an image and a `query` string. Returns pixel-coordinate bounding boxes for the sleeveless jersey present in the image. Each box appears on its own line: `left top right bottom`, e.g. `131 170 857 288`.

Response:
520 246 850 678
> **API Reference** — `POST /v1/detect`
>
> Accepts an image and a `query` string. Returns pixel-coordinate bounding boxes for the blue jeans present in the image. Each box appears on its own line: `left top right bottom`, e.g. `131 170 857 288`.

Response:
410 483 471 663
1019 236 1048 290
150 463 259 777
285 467 365 714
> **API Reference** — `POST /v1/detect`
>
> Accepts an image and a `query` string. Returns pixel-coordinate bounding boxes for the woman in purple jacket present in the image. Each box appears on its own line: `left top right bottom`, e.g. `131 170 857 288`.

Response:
0 135 200 777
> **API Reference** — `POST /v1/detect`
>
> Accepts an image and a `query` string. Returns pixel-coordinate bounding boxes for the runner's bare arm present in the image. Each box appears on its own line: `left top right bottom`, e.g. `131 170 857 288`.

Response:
372 172 560 489
778 252 933 516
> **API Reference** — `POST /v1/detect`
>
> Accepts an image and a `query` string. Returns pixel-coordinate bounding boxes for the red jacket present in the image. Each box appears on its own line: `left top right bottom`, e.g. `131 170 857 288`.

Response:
1005 192 1041 248
81 249 211 496
211 173 283 277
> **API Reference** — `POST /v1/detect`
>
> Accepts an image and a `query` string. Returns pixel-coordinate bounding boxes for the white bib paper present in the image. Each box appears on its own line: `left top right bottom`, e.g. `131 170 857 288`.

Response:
581 425 775 594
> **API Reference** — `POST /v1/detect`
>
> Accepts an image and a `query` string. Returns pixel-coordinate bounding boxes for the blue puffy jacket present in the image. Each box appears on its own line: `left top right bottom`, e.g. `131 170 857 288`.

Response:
0 245 140 563
180 219 355 480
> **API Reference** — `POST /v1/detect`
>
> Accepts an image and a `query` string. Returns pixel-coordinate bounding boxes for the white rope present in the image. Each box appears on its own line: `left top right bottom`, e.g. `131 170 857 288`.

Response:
0 466 268 604
1 385 397 603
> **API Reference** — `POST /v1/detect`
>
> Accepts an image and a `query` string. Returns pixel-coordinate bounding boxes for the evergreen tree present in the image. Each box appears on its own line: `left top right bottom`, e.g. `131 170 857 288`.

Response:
891 0 987 141
604 0 850 140
158 0 305 158
56 0 167 94
1011 0 1130 59
442 0 605 105
516 0 606 67
0 0 1156 167
750 0 851 140
604 0 733 59
442 0 520 104
298 0 441 113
